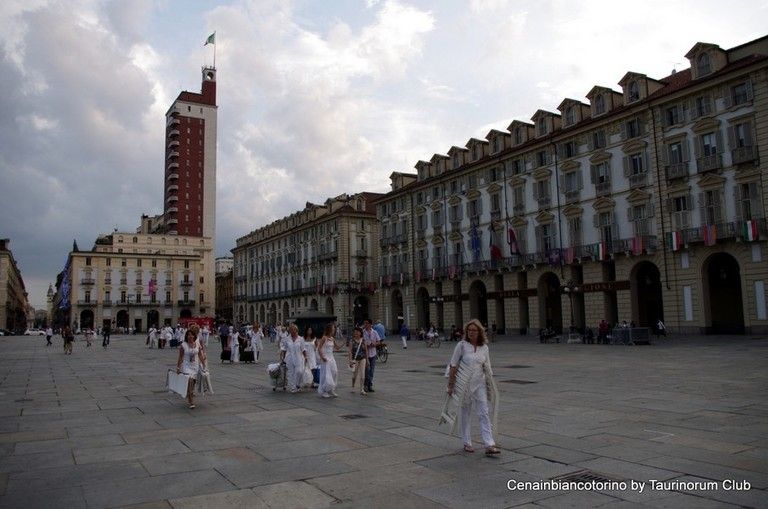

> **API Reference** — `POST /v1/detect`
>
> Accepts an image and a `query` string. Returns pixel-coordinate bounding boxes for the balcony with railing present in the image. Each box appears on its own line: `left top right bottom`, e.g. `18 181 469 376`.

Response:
104 279 111 285
80 278 95 285
681 219 767 245
77 300 97 306
564 190 580 204
513 203 525 216
135 280 143 286
450 221 461 234
697 154 722 173
167 162 179 171
318 251 338 262
537 195 551 210
102 300 112 307
628 172 648 189
164 280 172 286
167 184 178 192
167 117 180 128
392 233 407 245
167 150 179 160
732 146 757 165
166 195 178 203
180 280 193 287
354 249 368 257
168 139 179 149
613 235 659 255
167 173 179 181
119 279 128 285
163 300 173 307
666 162 689 180
178 300 196 307
167 206 178 214
595 181 611 197
490 209 502 221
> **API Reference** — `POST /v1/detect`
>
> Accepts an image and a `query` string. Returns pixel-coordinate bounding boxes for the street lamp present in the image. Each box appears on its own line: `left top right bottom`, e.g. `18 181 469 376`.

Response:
562 280 579 333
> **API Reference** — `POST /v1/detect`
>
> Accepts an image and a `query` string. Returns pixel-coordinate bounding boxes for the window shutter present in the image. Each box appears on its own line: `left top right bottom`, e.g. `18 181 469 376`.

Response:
458 202 464 218
587 134 594 151
713 191 722 223
590 165 598 184
622 156 630 177
627 207 634 222
745 121 754 146
647 201 655 217
620 121 627 140
750 183 764 217
715 130 724 154
682 138 691 162
639 119 646 135
694 136 702 159
592 213 599 228
727 125 737 150
643 151 650 173
477 198 484 215
689 99 698 120
665 197 674 211
698 192 706 224
532 182 539 199
745 80 754 101
723 86 733 109
577 170 583 190
661 144 669 165
599 130 606 148
733 185 743 222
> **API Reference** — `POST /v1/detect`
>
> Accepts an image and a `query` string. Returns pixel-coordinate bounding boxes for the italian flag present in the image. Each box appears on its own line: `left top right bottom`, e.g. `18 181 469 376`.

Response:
597 241 607 261
670 231 683 251
743 220 759 241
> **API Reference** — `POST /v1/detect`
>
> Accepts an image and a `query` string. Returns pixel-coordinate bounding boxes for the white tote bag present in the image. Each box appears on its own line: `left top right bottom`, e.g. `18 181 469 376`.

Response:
166 370 190 399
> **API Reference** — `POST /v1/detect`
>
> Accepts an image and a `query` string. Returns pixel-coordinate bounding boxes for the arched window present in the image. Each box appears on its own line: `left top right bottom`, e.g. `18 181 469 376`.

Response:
132 236 138 243
594 94 605 114
628 81 640 102
697 53 711 75
565 107 575 125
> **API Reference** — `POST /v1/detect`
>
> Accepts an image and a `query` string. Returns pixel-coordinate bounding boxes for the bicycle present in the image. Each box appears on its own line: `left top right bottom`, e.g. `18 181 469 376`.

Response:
376 342 388 363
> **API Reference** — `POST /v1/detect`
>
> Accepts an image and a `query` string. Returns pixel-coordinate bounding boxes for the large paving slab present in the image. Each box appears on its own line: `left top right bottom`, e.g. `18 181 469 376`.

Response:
0 333 766 507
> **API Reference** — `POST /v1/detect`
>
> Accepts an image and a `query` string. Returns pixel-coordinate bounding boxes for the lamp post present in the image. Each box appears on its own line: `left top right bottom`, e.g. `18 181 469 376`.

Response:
562 279 579 333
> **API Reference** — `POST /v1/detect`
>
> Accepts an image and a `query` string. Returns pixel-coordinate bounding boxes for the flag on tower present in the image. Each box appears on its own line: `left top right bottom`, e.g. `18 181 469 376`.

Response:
204 32 216 46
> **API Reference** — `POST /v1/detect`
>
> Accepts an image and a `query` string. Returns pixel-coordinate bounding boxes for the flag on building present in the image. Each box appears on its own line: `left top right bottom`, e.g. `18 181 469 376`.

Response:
489 228 502 261
58 257 71 310
204 32 216 46
148 278 156 295
670 231 683 251
702 224 717 246
470 225 481 262
507 225 520 255
743 220 759 242
415 271 421 282
400 272 404 285
547 248 561 267
431 267 436 280
631 236 644 256
564 247 575 264
596 241 608 261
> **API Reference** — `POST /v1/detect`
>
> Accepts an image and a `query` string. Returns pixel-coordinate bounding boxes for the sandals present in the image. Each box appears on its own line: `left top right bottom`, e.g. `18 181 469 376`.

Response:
188 404 195 409
463 444 475 453
485 446 501 456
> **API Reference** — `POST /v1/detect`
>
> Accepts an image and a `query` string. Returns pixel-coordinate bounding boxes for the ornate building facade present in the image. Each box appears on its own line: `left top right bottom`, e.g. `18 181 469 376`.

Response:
233 193 382 330
0 239 30 333
375 36 768 335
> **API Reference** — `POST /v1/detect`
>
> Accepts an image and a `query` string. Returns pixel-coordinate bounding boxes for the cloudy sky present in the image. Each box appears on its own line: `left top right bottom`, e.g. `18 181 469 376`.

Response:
1 0 765 308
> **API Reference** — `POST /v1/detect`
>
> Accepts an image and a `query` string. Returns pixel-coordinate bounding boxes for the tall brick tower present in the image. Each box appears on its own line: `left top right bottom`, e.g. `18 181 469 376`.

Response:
164 66 217 238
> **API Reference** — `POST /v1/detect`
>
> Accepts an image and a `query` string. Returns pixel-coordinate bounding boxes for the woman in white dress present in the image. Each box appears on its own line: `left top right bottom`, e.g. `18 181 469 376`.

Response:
446 319 501 456
303 327 318 388
249 323 264 363
229 326 240 364
200 325 210 347
148 327 157 348
316 323 342 398
176 329 207 409
280 324 307 393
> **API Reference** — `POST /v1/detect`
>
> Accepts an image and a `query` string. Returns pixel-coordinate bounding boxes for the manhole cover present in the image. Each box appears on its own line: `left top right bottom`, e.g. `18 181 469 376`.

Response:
14 398 33 402
340 414 368 420
504 365 532 369
500 379 536 384
552 470 618 483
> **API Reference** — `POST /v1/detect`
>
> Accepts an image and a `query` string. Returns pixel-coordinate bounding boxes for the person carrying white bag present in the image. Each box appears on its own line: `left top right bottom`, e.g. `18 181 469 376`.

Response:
176 326 207 409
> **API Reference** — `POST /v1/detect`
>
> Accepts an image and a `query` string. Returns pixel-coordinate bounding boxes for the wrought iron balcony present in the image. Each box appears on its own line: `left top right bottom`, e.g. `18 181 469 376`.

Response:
102 300 112 307
177 300 196 307
354 249 368 257
180 280 193 287
628 172 648 189
665 162 689 180
564 190 580 204
77 300 97 306
80 278 95 285
513 204 525 216
167 151 179 159
732 146 757 165
697 154 722 173
595 182 611 197
490 209 502 221
537 196 551 209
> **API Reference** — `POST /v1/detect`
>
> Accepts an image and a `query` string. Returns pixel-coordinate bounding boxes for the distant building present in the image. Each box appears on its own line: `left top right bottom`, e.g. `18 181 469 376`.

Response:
0 239 29 332
233 192 382 330
374 35 768 335
215 268 233 323
215 256 233 274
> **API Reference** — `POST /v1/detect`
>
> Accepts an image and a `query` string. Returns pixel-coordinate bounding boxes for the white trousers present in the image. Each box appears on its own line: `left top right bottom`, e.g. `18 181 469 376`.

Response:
286 359 304 390
401 335 407 348
461 391 495 448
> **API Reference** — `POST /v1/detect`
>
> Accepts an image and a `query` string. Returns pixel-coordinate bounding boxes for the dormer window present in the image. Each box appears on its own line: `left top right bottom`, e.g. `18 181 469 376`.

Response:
513 127 522 145
492 137 500 153
452 153 460 169
537 118 547 136
594 94 605 115
565 107 575 126
628 81 640 102
473 145 480 161
697 53 711 76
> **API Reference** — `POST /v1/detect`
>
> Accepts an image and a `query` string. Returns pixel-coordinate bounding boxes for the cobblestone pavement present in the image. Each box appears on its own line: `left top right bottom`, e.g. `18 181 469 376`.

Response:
0 333 766 508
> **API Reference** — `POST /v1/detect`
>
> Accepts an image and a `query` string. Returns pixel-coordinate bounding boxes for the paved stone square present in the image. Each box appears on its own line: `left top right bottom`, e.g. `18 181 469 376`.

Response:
0 333 766 508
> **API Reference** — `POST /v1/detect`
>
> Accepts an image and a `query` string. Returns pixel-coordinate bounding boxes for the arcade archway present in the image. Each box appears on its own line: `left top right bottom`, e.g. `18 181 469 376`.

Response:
703 252 744 334
538 272 562 333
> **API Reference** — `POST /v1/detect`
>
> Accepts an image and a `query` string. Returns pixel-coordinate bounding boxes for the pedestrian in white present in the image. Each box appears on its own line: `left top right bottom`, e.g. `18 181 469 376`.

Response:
446 319 501 456
176 328 207 409
280 324 307 393
303 327 318 388
148 327 157 348
229 326 240 364
200 325 210 347
317 323 342 398
248 323 264 363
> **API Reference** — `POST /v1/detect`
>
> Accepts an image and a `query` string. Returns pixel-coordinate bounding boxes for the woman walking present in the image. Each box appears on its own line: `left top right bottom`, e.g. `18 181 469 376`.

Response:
176 328 207 409
317 323 342 398
248 323 264 363
444 319 501 456
62 325 74 355
280 324 307 393
303 327 319 388
229 326 240 364
348 327 367 395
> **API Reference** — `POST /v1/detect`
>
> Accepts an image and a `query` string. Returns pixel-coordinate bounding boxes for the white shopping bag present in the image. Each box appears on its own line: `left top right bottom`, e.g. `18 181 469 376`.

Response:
166 370 189 399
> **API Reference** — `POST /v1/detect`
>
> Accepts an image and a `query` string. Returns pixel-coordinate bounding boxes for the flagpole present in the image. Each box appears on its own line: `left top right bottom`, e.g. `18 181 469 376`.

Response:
213 31 216 68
